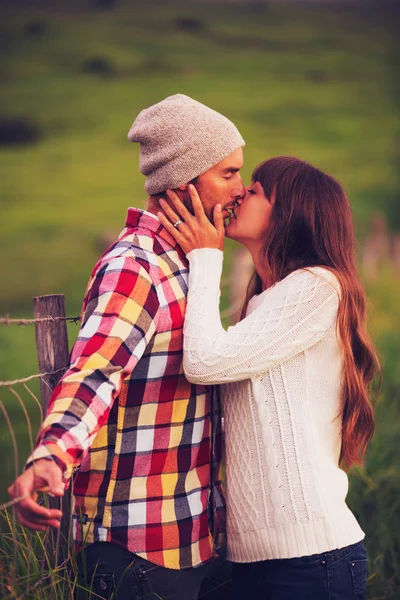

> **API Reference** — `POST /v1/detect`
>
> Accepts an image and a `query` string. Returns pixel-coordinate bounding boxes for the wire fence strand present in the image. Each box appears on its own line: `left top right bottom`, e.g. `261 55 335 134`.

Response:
0 316 80 326
0 368 67 388
0 279 231 328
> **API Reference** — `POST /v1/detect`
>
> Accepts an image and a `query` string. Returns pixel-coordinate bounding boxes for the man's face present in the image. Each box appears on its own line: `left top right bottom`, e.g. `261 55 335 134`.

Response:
187 148 246 222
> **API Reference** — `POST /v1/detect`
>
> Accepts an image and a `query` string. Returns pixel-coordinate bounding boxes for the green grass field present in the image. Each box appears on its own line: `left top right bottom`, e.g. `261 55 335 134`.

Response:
0 1 399 598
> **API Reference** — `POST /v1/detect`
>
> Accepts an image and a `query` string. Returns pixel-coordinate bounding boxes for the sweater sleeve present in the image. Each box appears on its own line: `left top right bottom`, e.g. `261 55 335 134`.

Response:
25 255 160 479
183 249 340 385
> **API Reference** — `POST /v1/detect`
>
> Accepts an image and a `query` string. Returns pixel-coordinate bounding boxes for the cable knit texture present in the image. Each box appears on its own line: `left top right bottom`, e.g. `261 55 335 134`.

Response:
184 248 364 562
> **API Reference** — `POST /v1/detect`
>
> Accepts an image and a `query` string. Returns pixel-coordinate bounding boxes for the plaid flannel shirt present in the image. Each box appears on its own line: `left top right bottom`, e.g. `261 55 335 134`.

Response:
27 208 225 570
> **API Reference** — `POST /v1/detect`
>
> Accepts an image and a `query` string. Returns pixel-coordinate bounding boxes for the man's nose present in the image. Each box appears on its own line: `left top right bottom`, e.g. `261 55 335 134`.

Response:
234 180 246 203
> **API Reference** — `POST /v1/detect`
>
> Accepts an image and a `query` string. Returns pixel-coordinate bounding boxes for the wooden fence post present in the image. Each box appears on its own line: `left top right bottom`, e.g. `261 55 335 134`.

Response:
33 294 71 568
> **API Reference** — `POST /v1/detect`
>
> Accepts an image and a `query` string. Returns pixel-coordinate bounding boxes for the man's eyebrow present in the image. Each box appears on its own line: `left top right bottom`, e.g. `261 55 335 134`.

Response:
221 166 242 174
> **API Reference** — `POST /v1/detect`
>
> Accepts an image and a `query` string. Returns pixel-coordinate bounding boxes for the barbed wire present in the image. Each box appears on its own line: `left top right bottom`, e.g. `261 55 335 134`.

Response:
0 493 31 511
0 315 80 326
0 280 232 328
1 295 235 327
0 367 66 388
0 293 238 389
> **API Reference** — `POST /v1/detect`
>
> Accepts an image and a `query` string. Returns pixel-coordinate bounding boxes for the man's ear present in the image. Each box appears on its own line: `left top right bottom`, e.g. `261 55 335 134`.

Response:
172 184 193 213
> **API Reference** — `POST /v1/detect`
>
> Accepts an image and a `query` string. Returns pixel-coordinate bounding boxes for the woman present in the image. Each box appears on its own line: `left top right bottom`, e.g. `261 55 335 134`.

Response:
157 157 379 600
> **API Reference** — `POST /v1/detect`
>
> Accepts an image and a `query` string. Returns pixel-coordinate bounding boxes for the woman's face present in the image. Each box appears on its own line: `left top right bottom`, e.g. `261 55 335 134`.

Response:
225 180 275 245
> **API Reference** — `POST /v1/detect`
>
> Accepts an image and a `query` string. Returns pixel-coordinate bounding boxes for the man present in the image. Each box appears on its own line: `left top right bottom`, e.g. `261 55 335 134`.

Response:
8 94 245 599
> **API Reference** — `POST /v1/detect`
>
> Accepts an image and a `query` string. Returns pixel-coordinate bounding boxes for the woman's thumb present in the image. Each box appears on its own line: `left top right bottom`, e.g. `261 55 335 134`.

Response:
214 204 225 237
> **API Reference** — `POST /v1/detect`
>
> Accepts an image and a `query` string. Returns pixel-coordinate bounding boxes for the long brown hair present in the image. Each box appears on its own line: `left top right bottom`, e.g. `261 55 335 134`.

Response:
241 157 380 470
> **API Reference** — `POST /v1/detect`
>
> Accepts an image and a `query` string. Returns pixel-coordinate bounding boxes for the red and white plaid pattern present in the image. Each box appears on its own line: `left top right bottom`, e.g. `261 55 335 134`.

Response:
27 208 225 569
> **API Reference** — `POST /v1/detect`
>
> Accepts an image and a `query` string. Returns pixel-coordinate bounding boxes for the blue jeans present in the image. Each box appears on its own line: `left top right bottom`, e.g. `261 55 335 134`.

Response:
76 541 231 600
232 540 368 600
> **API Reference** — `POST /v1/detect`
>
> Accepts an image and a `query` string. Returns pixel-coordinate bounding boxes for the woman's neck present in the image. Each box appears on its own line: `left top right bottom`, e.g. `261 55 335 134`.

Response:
246 242 274 292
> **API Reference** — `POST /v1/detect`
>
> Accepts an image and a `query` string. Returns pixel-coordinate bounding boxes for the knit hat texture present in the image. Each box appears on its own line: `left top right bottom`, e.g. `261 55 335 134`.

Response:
128 94 245 195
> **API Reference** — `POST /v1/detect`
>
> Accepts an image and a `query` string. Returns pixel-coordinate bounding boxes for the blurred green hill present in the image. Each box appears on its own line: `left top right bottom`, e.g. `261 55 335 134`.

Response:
0 1 399 598
0 0 399 317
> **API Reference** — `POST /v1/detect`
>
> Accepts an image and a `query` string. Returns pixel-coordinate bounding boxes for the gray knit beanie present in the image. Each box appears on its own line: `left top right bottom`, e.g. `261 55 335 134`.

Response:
128 94 245 195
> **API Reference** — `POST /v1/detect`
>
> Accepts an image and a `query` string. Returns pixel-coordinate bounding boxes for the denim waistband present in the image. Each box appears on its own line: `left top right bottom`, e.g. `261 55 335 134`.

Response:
323 539 365 567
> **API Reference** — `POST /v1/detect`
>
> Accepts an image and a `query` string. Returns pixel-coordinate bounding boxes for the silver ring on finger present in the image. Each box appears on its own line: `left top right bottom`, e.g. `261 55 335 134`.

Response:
173 219 184 228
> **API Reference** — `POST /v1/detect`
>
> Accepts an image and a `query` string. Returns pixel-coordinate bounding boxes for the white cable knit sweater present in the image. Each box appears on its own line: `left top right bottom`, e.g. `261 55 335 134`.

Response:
184 248 364 563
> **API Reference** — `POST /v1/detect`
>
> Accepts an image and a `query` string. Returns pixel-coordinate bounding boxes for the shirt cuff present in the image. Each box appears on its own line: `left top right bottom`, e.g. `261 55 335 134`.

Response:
187 249 224 289
25 443 74 481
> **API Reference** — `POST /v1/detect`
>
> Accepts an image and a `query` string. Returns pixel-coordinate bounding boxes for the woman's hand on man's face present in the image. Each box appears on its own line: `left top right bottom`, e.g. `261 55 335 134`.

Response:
158 184 225 254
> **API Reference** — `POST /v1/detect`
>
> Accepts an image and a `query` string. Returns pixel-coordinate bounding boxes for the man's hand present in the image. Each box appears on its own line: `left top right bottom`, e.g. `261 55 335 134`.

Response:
8 459 65 531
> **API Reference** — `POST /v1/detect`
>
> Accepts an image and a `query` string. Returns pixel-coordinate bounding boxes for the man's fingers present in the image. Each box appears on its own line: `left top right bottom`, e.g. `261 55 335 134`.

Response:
16 513 49 532
16 505 63 530
19 495 63 519
17 512 61 529
9 472 34 503
16 503 62 528
9 462 66 532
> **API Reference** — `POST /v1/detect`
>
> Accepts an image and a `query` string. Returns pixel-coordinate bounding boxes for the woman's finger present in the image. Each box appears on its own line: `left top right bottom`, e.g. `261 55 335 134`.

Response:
159 198 182 227
166 190 195 223
188 184 206 220
158 212 186 242
213 204 225 238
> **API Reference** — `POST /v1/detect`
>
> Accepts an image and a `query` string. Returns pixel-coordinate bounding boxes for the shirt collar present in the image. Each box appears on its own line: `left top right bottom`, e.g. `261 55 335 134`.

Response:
125 206 183 254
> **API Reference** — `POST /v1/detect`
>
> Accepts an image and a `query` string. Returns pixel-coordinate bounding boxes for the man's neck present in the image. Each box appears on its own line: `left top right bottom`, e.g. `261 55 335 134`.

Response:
145 198 160 217
146 189 188 217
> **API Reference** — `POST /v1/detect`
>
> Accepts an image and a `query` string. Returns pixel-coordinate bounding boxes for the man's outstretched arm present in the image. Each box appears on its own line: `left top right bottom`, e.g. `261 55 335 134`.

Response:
8 255 159 530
